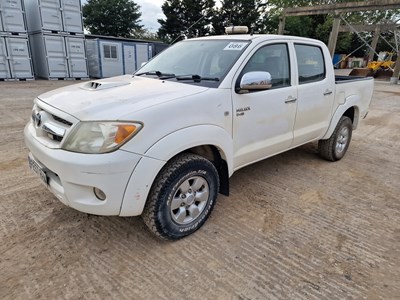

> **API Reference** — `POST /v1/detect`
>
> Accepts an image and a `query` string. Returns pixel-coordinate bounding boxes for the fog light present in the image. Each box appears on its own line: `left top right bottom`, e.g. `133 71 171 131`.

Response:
94 187 106 201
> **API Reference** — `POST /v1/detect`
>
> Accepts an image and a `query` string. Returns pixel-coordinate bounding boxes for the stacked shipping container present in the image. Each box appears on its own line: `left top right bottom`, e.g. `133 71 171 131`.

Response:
24 0 88 79
0 0 34 80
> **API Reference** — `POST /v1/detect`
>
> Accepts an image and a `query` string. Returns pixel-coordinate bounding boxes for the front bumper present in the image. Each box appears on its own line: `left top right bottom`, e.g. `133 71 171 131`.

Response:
24 123 141 216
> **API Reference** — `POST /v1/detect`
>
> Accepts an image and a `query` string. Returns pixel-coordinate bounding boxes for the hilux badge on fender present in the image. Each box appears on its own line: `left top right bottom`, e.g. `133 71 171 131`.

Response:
236 106 251 116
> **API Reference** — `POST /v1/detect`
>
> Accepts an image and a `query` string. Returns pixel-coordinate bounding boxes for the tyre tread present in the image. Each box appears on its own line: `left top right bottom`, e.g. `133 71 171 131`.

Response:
142 153 218 240
318 116 352 162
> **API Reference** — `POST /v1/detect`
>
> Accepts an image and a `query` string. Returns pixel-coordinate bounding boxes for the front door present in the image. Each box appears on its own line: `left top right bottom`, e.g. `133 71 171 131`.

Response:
232 43 297 169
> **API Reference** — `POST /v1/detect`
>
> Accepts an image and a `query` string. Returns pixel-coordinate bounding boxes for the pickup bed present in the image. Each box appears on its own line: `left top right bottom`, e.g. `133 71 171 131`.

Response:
25 34 374 240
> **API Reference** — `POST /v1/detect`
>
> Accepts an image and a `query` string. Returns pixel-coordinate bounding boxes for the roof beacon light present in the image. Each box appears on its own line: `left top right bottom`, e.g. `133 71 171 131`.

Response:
225 26 249 35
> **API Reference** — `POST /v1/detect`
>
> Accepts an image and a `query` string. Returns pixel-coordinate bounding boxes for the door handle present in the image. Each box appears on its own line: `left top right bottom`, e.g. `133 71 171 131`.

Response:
284 96 297 103
323 90 333 96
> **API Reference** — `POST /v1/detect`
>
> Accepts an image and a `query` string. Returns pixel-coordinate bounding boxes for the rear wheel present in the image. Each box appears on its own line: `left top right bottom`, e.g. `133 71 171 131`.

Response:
318 116 353 161
142 153 219 240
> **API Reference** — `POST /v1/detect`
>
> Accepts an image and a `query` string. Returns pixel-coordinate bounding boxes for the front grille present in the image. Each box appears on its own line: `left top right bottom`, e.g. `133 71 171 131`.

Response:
32 106 73 144
52 115 73 126
47 133 63 142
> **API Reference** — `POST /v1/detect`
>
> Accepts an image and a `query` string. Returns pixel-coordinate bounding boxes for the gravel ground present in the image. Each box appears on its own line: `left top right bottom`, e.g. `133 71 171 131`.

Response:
0 79 399 300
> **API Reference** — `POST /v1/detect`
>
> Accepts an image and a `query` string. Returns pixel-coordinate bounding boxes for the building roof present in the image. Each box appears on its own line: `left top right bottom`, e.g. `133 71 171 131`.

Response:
85 34 166 45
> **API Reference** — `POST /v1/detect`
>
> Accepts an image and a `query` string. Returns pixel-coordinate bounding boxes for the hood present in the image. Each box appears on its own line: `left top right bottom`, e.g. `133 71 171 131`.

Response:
37 75 209 120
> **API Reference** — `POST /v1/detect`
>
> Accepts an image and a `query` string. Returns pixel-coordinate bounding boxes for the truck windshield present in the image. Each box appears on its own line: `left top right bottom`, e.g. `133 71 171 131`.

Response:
135 39 250 87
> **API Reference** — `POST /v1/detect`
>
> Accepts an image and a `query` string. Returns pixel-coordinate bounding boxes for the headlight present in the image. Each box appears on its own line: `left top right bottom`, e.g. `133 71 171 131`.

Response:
62 121 142 154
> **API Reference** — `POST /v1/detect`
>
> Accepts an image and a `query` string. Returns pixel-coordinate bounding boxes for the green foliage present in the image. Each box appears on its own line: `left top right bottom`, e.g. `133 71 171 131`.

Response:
133 28 161 41
158 0 400 55
158 0 215 43
284 16 314 37
82 0 142 38
260 0 400 55
212 0 263 35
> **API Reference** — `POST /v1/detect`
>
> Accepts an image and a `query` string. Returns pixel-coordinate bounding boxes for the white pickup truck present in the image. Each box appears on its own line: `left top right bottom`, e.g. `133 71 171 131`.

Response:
25 34 374 240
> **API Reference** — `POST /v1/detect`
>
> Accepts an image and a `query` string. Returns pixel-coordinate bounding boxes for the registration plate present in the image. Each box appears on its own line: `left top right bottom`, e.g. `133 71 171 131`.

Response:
28 155 48 185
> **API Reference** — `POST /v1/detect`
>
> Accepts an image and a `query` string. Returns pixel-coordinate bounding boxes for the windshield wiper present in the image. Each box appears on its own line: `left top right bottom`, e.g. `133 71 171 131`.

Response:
175 74 219 82
135 71 176 79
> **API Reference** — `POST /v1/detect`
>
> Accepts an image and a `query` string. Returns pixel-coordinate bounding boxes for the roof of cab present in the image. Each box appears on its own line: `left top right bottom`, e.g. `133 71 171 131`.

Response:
188 34 325 45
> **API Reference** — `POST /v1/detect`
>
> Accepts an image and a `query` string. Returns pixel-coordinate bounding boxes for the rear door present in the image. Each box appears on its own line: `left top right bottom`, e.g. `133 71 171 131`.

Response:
292 43 335 145
232 42 297 169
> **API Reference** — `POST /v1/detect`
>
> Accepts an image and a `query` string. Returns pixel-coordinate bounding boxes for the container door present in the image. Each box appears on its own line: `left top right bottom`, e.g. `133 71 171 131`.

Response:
6 37 33 78
99 41 123 77
39 0 63 32
65 36 87 77
136 44 149 69
123 44 135 74
0 0 26 33
61 0 83 33
0 37 11 78
0 7 3 31
44 35 68 77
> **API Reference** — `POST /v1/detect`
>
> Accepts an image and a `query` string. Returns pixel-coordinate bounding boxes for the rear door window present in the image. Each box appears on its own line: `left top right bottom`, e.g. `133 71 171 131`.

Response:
294 44 325 84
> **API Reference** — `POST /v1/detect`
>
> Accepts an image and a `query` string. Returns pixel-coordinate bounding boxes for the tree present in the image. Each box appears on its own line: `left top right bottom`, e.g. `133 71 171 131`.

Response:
158 0 215 43
82 0 142 38
212 0 263 35
133 28 160 41
259 0 400 55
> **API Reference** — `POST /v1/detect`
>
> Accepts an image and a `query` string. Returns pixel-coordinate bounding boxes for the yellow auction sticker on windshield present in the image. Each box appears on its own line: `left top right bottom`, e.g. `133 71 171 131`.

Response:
224 42 248 51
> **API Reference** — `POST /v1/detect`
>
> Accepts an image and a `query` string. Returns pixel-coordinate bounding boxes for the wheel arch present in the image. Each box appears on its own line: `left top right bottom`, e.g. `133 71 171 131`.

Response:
178 144 230 196
322 95 360 140
120 125 233 216
145 125 233 196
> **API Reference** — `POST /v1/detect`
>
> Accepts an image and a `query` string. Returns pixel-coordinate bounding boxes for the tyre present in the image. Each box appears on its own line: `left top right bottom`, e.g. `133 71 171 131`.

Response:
142 153 220 240
318 116 353 161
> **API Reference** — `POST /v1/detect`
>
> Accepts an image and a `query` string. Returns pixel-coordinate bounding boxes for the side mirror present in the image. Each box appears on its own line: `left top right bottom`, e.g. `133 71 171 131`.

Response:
141 61 148 67
240 71 272 91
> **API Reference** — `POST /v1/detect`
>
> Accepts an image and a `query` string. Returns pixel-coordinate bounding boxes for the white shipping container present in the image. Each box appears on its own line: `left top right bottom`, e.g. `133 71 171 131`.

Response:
64 33 87 77
0 35 33 79
60 0 82 33
86 37 151 78
24 0 83 33
0 0 27 33
29 32 87 79
0 36 10 78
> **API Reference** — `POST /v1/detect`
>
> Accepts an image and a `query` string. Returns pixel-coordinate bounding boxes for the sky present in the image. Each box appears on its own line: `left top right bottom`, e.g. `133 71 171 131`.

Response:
81 0 165 32
82 0 222 33
135 0 165 32
136 0 222 31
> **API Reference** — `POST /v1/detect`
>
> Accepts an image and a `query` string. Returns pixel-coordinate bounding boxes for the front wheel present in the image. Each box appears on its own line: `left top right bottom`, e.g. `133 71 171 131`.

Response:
318 116 353 161
142 153 219 240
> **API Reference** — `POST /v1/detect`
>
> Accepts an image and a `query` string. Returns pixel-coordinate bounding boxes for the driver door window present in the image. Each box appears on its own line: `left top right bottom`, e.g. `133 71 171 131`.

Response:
242 43 290 89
